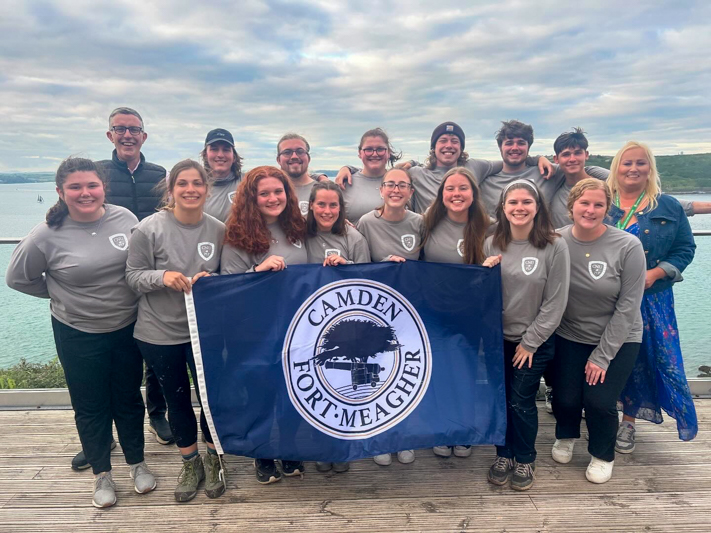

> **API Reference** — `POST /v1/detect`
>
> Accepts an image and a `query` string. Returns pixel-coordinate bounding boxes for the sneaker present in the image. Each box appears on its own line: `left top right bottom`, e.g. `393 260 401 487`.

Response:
453 445 472 458
487 456 514 486
433 445 453 458
315 461 332 472
92 471 117 508
373 453 392 466
332 462 350 473
397 450 415 464
511 461 536 491
545 386 553 414
203 453 226 498
130 461 156 494
551 439 576 464
615 421 636 454
255 459 282 484
280 460 304 477
72 439 117 471
174 455 205 502
586 456 614 483
148 415 175 445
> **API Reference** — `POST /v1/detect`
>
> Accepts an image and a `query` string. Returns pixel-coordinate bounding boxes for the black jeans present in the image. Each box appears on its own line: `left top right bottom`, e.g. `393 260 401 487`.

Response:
135 340 212 449
496 335 555 464
145 364 167 418
52 317 145 475
553 335 640 462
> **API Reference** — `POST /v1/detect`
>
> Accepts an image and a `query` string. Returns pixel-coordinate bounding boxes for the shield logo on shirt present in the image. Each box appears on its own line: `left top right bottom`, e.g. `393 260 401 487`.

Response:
456 239 464 258
522 257 539 275
228 191 236 203
588 260 607 280
299 201 309 216
325 249 341 258
293 239 303 249
401 234 416 252
109 233 128 251
198 242 215 261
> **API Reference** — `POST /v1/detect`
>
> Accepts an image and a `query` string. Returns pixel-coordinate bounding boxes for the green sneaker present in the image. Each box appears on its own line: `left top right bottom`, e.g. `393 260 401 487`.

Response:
203 453 226 499
174 455 205 502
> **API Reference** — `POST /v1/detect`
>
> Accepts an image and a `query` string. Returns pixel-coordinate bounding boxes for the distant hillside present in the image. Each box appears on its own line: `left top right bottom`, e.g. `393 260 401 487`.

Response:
547 153 711 193
0 172 55 184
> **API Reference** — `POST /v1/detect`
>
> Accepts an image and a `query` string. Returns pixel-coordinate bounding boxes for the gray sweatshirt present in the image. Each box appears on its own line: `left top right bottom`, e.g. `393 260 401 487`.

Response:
293 179 316 217
342 171 384 223
556 225 646 370
305 225 371 264
221 222 308 274
484 236 570 352
204 173 241 222
126 210 225 345
5 205 139 333
356 210 424 262
422 216 467 264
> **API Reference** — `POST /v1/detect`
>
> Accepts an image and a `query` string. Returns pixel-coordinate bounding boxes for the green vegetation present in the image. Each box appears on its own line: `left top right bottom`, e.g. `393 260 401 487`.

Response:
0 358 66 389
0 172 55 184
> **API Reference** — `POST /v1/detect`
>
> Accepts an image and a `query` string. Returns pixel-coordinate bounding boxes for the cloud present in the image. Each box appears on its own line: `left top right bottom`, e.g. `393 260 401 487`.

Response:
1 0 710 172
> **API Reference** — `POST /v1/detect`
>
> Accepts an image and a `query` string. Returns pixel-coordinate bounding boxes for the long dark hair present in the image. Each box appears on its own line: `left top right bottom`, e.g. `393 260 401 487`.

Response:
46 158 107 228
492 179 556 251
306 181 346 236
421 167 488 265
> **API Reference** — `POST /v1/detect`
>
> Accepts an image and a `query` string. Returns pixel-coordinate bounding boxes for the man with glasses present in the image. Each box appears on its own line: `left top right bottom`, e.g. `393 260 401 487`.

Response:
70 108 174 472
276 133 316 216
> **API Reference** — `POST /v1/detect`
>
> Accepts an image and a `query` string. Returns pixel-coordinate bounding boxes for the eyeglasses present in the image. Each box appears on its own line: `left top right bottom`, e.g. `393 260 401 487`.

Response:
382 181 412 191
361 147 388 156
111 126 143 135
279 148 309 158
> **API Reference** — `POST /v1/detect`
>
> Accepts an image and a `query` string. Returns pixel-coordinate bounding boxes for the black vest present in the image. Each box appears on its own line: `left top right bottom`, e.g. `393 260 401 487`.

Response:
99 151 166 220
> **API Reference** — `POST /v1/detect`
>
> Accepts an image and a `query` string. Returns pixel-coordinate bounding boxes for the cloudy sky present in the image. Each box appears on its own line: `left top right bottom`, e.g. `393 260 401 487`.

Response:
1 0 710 172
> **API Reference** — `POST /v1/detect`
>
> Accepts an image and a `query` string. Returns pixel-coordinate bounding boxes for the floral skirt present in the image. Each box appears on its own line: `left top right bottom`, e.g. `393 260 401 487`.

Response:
619 288 698 441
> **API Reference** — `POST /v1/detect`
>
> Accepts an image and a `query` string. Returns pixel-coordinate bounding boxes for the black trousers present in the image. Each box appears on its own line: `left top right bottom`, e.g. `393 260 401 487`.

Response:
496 336 555 464
136 340 212 449
52 317 145 475
552 335 640 462
145 364 167 417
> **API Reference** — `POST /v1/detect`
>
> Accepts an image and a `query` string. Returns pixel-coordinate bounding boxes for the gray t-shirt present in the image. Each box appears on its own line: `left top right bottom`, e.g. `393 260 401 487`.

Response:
126 210 225 345
5 205 139 334
292 179 316 217
356 210 424 262
484 236 570 352
422 216 466 264
556 225 646 370
305 225 371 264
342 171 384 223
204 173 241 223
221 222 308 274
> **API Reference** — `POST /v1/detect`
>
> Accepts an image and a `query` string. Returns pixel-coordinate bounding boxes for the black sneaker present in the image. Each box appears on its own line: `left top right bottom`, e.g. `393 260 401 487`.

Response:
280 460 305 477
255 459 282 485
72 439 117 471
487 456 514 486
148 415 175 445
511 461 536 491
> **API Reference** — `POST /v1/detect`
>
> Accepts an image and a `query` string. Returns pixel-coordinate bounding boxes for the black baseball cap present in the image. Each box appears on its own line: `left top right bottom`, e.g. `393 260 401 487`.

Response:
205 128 235 146
430 122 465 150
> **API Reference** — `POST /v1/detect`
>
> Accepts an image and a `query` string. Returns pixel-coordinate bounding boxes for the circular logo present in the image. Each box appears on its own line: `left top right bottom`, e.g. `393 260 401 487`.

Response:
283 280 432 439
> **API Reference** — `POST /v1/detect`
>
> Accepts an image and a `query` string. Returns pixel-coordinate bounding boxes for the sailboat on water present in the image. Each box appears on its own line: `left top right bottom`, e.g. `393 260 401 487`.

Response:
37 195 43 204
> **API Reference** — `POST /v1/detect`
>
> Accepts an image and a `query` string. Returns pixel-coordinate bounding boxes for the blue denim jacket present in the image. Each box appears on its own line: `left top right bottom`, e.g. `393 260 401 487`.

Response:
607 194 695 295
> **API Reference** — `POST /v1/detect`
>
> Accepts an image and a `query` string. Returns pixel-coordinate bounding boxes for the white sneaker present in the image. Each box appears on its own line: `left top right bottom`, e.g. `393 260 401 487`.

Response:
433 445 453 457
586 456 614 483
551 438 576 464
373 453 392 466
397 450 415 464
453 445 472 457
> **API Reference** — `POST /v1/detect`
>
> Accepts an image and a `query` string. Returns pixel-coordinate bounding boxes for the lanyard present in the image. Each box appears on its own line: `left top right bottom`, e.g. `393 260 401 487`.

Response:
614 191 645 229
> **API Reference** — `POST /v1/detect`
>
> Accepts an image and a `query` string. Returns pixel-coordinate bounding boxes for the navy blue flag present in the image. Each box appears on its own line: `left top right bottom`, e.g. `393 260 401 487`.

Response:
186 261 505 462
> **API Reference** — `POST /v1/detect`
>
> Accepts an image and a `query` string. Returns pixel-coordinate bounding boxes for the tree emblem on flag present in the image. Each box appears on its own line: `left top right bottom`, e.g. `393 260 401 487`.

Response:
522 257 538 275
283 280 431 439
401 234 416 252
109 233 128 251
588 260 607 280
198 242 215 261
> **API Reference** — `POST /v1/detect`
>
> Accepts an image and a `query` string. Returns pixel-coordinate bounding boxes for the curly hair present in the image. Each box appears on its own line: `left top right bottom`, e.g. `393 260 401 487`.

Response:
224 166 306 254
421 167 489 265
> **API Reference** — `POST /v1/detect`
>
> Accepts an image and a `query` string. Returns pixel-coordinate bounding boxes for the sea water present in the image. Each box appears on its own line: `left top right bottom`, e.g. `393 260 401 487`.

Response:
0 182 709 376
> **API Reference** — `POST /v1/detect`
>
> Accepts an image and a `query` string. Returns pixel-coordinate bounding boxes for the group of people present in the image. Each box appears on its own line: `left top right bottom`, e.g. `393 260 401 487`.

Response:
4 107 705 508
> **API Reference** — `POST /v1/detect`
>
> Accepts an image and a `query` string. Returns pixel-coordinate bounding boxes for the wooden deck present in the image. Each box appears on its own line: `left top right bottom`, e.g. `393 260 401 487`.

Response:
0 402 709 533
